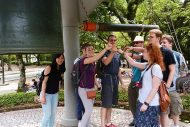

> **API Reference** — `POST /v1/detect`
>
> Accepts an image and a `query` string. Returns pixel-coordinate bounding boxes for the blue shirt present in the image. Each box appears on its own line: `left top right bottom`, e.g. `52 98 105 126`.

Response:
103 51 121 75
131 66 141 82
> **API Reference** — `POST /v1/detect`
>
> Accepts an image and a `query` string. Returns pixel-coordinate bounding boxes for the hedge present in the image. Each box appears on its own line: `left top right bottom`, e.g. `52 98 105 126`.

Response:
0 91 189 111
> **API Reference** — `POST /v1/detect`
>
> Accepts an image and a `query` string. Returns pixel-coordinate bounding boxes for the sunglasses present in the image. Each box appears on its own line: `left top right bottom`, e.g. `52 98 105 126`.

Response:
134 41 143 44
109 39 117 42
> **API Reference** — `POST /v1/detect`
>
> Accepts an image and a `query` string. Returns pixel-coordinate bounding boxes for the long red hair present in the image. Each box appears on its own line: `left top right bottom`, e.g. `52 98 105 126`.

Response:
146 42 165 70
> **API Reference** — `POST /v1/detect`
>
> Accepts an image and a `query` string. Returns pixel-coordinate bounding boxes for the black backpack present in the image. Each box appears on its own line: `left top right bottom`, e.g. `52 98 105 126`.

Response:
36 69 51 96
71 58 89 88
96 59 105 79
36 70 44 96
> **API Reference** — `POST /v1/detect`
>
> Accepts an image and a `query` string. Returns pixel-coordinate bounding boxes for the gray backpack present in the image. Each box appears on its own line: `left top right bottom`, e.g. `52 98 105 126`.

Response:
176 73 190 93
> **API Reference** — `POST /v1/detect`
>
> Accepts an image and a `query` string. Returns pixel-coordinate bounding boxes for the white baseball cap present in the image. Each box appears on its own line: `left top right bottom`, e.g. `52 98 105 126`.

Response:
133 36 144 42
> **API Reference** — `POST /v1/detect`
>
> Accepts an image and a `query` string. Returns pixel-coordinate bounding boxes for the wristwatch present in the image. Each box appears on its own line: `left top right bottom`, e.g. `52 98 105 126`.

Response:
144 101 149 106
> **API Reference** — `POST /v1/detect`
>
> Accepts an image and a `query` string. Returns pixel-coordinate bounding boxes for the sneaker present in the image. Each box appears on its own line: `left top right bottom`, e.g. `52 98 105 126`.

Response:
129 121 134 126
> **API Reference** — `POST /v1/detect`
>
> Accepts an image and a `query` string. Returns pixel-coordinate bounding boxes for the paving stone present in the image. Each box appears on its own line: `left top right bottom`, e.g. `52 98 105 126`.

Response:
0 107 189 127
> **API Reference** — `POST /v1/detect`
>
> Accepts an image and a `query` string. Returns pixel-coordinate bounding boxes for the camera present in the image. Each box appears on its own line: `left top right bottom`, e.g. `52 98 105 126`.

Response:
134 81 142 88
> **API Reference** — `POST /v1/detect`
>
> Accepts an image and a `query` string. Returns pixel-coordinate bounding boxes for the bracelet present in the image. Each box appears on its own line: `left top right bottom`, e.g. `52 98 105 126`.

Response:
144 101 149 106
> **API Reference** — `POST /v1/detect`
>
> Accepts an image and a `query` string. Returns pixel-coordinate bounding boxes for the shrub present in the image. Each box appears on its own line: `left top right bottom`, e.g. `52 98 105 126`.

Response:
0 91 64 108
0 92 36 107
0 91 189 112
181 94 190 110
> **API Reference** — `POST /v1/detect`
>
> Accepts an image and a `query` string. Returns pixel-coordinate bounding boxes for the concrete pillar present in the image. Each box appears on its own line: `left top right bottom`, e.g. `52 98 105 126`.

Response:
58 0 80 126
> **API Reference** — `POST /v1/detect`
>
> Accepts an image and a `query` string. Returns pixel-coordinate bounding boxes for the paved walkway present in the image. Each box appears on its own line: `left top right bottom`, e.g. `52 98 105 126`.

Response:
0 107 189 127
0 66 189 127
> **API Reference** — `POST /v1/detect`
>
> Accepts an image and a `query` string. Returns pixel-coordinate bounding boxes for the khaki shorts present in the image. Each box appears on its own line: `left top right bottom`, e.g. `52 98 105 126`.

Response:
168 91 183 117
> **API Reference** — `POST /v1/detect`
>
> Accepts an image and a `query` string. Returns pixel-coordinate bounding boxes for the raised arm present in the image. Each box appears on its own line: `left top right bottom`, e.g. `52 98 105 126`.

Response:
84 44 112 64
124 52 146 70
102 46 117 65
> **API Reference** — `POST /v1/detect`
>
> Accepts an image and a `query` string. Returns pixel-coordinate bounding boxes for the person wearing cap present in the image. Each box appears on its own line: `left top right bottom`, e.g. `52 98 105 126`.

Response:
126 35 145 126
126 36 145 54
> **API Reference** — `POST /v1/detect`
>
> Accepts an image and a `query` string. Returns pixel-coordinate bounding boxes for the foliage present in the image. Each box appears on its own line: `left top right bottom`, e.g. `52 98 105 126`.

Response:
39 54 52 61
0 91 64 108
1 91 190 111
181 94 190 110
0 92 36 107
81 0 190 65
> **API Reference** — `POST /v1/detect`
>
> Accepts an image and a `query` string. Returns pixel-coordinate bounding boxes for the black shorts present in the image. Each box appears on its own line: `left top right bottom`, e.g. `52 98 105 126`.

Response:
101 75 119 108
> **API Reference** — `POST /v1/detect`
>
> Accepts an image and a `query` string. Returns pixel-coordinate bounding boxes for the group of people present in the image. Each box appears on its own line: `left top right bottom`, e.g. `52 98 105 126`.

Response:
126 30 186 127
38 28 187 127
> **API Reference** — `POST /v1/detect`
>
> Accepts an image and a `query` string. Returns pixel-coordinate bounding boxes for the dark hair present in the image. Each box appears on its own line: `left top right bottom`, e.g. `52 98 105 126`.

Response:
107 34 116 41
81 43 92 50
51 53 66 73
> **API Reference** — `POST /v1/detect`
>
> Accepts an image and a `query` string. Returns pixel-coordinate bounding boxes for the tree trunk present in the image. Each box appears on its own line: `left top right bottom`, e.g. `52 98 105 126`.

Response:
37 54 40 66
25 54 28 63
7 55 12 71
16 54 26 92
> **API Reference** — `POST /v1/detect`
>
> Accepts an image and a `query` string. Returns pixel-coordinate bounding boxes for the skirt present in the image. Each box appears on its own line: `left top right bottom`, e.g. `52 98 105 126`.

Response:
134 101 160 127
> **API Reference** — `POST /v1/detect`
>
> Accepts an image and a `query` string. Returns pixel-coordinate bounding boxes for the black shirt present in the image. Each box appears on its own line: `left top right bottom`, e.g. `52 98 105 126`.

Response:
46 68 62 94
160 47 176 87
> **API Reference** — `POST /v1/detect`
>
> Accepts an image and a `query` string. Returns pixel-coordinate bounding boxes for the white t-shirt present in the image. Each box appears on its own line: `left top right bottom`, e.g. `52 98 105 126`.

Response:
138 64 163 106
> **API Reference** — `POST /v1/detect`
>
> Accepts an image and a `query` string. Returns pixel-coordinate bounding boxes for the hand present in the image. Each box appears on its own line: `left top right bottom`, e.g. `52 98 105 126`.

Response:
125 46 134 51
122 45 128 52
40 95 46 104
124 52 130 58
111 46 118 53
105 44 112 50
117 49 124 54
128 72 133 79
140 104 148 112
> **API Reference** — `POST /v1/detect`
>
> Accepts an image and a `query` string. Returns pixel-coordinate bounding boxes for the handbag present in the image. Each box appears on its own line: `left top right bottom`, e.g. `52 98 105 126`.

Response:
86 90 96 99
159 81 171 112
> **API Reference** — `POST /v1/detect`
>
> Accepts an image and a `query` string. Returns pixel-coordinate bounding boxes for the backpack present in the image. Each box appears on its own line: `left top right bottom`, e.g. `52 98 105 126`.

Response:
36 70 45 96
95 59 105 78
173 51 180 70
176 73 190 93
36 68 51 96
71 58 89 87
71 59 81 87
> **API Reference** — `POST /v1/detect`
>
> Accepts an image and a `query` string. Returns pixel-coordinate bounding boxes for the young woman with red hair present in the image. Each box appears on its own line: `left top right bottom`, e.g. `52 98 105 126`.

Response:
124 42 165 127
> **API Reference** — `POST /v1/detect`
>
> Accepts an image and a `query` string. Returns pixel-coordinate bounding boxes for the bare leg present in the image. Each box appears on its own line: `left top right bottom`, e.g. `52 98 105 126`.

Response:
101 107 107 127
172 115 180 127
106 108 112 124
160 113 169 127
